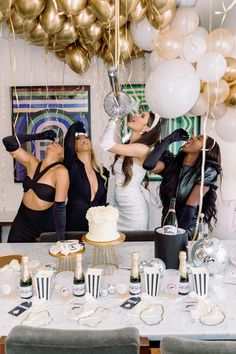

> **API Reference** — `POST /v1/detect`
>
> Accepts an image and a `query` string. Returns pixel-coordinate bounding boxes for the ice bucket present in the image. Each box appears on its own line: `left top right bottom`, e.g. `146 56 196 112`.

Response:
154 227 188 269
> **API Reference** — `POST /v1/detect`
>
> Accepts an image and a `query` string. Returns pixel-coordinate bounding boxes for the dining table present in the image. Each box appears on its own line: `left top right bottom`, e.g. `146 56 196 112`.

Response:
0 239 236 343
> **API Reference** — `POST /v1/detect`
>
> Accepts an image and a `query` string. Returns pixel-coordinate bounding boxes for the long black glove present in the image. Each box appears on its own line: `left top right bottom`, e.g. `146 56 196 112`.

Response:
64 121 86 170
143 128 189 171
53 201 66 241
179 205 198 240
2 130 56 152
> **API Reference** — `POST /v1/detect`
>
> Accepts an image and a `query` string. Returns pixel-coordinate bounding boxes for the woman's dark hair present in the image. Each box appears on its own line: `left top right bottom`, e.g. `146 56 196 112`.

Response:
201 136 222 230
112 112 161 187
160 135 222 232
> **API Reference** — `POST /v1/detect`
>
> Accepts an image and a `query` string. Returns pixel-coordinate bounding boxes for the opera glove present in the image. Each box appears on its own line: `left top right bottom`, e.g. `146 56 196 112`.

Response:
100 119 117 151
143 128 189 171
2 130 56 152
53 201 66 241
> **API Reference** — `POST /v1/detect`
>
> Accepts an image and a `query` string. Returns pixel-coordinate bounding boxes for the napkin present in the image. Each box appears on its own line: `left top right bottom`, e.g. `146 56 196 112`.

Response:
1 259 20 272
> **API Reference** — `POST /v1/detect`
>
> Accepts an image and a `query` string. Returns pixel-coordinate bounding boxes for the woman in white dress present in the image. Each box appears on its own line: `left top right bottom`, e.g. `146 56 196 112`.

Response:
100 111 161 230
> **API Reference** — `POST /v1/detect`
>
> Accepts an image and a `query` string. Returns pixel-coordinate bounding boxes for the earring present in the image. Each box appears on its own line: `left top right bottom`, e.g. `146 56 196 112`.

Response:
140 131 143 135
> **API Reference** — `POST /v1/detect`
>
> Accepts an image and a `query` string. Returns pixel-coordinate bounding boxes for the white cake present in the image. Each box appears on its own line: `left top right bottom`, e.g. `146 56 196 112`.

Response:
86 206 120 242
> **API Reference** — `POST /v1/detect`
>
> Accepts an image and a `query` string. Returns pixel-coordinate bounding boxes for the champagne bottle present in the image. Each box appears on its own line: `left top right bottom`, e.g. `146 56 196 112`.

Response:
178 251 189 295
163 197 178 235
73 254 85 297
129 252 141 296
198 213 208 239
20 256 33 299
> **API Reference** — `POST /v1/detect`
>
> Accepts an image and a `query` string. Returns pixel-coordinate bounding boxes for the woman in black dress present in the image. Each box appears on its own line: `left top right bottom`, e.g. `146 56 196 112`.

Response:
2 130 69 242
143 129 222 239
64 121 108 231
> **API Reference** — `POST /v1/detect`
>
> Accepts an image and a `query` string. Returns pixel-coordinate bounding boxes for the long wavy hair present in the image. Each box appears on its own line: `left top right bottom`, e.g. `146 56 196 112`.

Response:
91 149 108 186
64 121 108 186
112 112 161 187
160 136 222 231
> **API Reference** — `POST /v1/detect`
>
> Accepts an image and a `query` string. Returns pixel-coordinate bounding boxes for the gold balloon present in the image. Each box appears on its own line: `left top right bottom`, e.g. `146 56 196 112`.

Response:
100 44 115 65
73 6 96 29
7 9 37 34
81 20 103 42
54 18 78 45
65 42 90 75
45 37 66 51
124 43 144 62
0 8 12 21
203 79 230 105
131 44 144 59
120 0 139 15
109 12 128 28
225 85 236 108
108 26 134 62
81 38 103 55
149 0 175 15
128 0 147 23
57 0 87 16
88 0 114 23
39 0 66 35
0 0 14 12
54 49 66 62
15 0 46 19
27 21 48 44
147 5 176 30
223 57 236 83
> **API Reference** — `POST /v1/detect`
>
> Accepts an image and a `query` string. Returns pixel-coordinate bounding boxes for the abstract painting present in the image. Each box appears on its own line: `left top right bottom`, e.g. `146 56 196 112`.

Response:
11 85 90 182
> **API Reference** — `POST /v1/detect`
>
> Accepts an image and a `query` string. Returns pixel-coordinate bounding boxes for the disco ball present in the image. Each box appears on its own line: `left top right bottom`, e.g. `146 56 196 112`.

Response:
191 237 229 274
149 258 166 275
139 260 149 273
103 91 132 119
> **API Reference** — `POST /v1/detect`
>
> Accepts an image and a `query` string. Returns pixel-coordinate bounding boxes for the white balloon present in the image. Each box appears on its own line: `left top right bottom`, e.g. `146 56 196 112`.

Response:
189 93 208 115
176 0 198 7
130 17 160 52
194 26 208 40
145 59 200 118
209 103 227 119
215 107 236 142
183 34 207 63
196 52 227 83
170 7 199 35
207 28 234 57
149 51 165 70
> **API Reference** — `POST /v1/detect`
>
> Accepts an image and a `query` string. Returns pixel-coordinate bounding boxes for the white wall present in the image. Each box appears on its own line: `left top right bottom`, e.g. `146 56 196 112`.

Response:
0 32 236 240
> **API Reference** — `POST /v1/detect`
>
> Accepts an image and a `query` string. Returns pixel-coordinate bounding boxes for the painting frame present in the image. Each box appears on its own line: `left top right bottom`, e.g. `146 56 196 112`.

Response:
11 85 91 182
121 84 201 181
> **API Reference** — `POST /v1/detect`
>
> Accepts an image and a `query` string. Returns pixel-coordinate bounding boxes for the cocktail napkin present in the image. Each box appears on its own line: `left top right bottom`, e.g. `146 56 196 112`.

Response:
19 297 53 327
188 292 225 326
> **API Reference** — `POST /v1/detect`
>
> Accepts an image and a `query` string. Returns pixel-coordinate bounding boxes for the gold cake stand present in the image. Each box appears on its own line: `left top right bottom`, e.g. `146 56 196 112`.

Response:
82 233 125 275
49 244 85 272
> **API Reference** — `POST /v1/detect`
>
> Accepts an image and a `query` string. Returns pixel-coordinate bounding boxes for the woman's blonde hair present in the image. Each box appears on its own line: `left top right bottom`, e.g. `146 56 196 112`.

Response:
91 149 108 185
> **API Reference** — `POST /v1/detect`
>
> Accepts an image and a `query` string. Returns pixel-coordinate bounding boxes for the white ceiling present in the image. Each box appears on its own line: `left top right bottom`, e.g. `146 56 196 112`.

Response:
196 0 236 32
